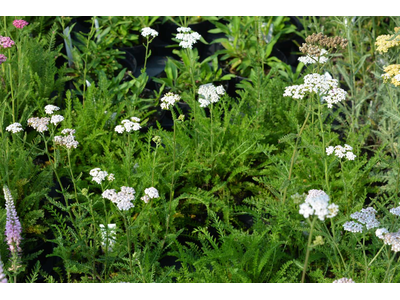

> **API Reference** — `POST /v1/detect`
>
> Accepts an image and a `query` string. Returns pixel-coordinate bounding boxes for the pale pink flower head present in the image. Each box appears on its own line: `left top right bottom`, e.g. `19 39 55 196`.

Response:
0 36 15 48
13 19 29 29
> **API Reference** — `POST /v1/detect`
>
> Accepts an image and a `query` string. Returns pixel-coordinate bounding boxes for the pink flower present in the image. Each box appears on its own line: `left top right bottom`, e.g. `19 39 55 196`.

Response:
0 54 6 65
3 186 22 256
13 19 29 29
0 36 15 48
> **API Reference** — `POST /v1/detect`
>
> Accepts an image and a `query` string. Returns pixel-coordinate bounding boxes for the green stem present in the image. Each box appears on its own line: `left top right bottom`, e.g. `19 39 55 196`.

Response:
301 217 317 283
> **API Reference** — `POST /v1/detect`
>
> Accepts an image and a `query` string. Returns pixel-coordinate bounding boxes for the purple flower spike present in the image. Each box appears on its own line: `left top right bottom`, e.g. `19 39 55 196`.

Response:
3 186 22 256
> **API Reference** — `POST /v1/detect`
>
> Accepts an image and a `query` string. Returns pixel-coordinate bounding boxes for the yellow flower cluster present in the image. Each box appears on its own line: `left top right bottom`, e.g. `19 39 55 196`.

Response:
375 27 400 53
382 64 400 87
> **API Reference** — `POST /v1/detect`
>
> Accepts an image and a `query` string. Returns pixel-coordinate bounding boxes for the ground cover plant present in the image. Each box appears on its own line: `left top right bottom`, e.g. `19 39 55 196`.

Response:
1 15 400 283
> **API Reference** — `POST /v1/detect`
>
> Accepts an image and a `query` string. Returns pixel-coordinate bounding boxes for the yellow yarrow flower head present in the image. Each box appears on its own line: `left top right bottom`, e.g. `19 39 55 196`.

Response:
375 27 400 53
382 64 400 87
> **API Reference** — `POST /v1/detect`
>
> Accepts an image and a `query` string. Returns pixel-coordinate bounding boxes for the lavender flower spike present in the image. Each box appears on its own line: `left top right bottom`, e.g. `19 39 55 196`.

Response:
0 255 7 283
3 186 22 255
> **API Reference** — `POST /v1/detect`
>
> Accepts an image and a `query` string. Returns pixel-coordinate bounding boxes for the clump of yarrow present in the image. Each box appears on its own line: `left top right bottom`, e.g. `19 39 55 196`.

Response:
89 168 115 184
102 186 136 211
115 117 141 134
44 105 60 115
53 129 79 149
198 83 226 108
160 92 181 110
326 144 356 161
299 189 339 221
283 73 347 108
343 207 380 233
141 187 160 204
176 27 201 49
141 27 158 38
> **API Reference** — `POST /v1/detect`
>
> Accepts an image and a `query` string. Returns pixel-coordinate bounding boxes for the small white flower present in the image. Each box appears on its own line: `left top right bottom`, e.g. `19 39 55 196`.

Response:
115 125 125 134
198 83 225 107
326 146 334 155
376 228 389 239
390 206 400 216
160 92 181 110
50 115 64 125
298 48 329 65
327 203 339 218
54 128 78 149
346 151 356 161
6 123 23 133
27 117 50 133
343 221 363 233
176 27 201 49
107 173 115 182
44 105 60 115
141 27 158 38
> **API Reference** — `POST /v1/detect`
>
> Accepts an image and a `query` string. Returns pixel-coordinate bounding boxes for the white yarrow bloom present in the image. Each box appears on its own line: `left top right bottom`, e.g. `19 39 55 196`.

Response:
107 173 115 182
283 73 347 108
298 49 329 65
115 118 141 133
198 83 225 108
343 221 363 233
299 189 338 221
160 92 181 110
53 128 79 149
6 122 23 133
350 207 380 229
27 117 50 133
102 186 135 211
327 144 356 161
90 168 109 184
141 27 158 38
376 228 389 240
44 105 60 115
115 125 125 134
50 115 64 125
389 206 400 216
176 27 201 49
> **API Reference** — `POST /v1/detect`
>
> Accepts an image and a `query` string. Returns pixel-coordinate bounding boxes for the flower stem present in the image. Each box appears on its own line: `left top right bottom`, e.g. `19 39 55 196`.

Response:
301 217 316 283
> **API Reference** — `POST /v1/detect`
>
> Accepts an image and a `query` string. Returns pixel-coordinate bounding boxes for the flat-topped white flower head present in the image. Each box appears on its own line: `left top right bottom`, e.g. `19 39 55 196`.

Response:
44 105 60 115
141 27 158 38
160 92 181 110
6 122 23 133
176 27 201 49
299 189 338 221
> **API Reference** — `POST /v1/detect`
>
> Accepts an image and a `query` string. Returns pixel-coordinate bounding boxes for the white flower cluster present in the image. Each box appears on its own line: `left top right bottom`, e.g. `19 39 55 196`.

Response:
5 122 23 133
99 224 116 252
383 230 400 252
44 105 60 115
376 227 389 239
141 27 158 38
343 207 380 233
389 204 400 216
141 187 160 204
198 83 226 108
53 128 79 149
326 144 356 160
90 168 115 184
102 186 135 211
283 73 347 108
115 117 141 134
299 189 339 221
176 27 201 49
332 277 356 283
27 117 50 133
50 115 64 126
160 92 181 110
298 49 329 65
395 74 400 81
